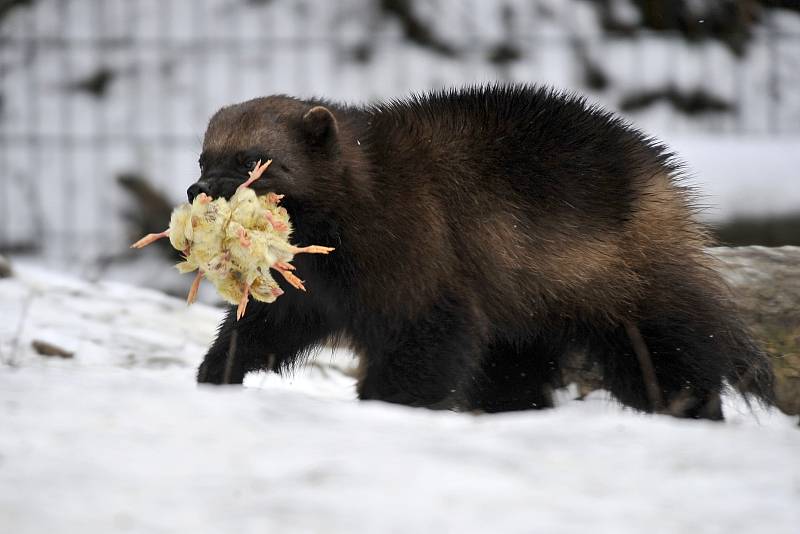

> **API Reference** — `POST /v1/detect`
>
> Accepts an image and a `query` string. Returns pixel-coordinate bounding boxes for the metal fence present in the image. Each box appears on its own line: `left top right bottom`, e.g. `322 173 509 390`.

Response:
1 0 798 271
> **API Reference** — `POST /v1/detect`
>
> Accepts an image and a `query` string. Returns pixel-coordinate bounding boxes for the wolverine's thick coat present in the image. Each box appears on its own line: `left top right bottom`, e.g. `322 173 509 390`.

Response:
193 85 773 418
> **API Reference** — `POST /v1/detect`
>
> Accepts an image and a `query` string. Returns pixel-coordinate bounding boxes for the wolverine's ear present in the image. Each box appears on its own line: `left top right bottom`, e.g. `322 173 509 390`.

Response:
302 106 338 147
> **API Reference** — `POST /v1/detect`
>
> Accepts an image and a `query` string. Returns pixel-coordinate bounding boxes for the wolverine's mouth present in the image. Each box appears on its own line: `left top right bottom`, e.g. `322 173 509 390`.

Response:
190 158 288 201
187 177 238 201
190 175 263 201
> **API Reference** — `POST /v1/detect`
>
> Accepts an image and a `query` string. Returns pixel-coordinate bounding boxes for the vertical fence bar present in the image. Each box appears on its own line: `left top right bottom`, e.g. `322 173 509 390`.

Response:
158 0 172 201
0 28 8 249
93 0 106 264
766 11 779 135
194 0 208 155
57 0 74 264
257 0 275 105
734 33 745 134
25 4 41 253
127 0 140 166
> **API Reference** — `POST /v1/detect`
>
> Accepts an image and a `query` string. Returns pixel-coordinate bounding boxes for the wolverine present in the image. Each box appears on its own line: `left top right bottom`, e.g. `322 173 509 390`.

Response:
191 84 773 419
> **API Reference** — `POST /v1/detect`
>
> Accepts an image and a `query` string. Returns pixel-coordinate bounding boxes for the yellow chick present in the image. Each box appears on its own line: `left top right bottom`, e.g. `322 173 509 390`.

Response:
229 187 263 230
250 275 284 303
131 159 335 320
167 203 193 252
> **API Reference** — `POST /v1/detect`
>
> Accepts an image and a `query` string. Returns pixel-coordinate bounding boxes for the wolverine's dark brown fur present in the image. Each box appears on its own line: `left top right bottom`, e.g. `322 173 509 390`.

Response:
192 85 774 419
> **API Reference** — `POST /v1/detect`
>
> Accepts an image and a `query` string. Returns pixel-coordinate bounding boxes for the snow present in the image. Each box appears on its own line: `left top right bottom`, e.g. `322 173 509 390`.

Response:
1 266 798 533
665 135 800 222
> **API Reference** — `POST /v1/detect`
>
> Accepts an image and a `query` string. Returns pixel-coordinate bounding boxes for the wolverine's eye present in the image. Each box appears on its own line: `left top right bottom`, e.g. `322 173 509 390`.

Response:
238 154 262 172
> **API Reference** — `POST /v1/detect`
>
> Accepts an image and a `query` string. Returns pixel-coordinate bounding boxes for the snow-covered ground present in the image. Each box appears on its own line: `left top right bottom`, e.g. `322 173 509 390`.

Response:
0 265 798 534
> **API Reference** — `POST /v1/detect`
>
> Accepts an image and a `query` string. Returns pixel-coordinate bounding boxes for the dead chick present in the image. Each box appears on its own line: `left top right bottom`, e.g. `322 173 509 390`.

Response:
132 158 334 319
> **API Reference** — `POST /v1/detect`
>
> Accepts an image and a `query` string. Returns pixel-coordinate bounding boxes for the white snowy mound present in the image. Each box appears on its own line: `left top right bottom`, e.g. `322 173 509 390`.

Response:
0 265 797 534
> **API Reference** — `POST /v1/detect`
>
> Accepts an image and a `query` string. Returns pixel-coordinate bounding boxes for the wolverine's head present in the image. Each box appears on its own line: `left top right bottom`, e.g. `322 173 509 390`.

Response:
188 96 341 202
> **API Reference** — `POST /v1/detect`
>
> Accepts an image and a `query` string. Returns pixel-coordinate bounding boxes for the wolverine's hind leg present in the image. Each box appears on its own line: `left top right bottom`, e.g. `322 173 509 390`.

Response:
467 337 565 413
581 264 774 422
584 318 726 420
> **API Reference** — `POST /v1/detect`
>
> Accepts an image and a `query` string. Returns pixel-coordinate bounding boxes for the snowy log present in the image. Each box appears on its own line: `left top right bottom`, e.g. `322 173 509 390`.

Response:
713 246 800 415
0 255 12 278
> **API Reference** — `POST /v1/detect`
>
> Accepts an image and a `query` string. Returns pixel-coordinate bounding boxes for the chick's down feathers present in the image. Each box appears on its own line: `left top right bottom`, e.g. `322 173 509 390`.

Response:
131 160 334 319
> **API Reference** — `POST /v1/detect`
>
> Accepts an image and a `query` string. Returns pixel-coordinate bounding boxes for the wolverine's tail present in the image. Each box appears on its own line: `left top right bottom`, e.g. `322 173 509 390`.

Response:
590 256 778 418
719 313 775 406
640 259 776 410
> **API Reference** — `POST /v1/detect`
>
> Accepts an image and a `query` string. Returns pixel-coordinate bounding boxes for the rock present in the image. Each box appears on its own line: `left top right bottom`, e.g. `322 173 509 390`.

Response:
31 340 74 359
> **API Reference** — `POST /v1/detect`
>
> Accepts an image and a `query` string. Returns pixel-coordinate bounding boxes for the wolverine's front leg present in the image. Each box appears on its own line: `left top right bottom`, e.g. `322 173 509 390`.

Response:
197 301 331 385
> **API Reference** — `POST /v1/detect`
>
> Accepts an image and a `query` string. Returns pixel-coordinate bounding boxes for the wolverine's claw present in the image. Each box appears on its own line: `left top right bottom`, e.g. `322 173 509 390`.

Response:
131 229 170 248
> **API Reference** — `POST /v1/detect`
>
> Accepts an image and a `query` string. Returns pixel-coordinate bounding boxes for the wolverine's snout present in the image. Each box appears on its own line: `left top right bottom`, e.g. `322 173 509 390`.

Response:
187 181 212 202
187 175 246 201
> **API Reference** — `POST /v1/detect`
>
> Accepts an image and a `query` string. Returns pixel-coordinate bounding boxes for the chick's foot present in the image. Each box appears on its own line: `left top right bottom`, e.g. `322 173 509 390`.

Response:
290 245 335 255
236 282 251 320
130 229 170 249
187 270 204 304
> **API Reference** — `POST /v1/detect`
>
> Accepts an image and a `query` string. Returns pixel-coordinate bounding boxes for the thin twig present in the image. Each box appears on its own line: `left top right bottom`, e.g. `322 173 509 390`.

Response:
6 292 34 367
623 320 665 412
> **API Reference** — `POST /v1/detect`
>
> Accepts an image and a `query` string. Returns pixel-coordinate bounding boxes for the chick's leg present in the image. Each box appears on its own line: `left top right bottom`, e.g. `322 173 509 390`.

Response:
187 270 204 305
238 159 273 190
274 261 295 271
272 264 306 292
130 229 169 249
237 227 251 248
290 245 335 255
236 282 251 320
264 211 288 232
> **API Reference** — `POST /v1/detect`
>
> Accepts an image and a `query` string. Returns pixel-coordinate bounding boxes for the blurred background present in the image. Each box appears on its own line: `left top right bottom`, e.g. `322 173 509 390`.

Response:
1 0 799 297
